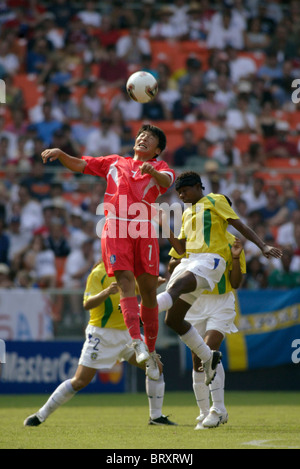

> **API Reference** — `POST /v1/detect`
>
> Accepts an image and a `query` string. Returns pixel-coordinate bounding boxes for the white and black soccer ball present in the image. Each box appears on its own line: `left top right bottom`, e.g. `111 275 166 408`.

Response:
126 71 158 103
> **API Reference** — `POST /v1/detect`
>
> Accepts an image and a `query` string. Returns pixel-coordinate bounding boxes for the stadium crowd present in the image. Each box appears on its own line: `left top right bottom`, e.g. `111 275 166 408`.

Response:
0 0 300 310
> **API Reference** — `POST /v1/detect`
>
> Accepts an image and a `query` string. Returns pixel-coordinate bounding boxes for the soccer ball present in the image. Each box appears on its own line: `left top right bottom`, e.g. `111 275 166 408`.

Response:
126 71 158 103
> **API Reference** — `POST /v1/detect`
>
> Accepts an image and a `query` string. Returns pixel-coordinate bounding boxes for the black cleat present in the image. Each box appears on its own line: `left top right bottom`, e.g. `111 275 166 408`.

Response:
24 414 43 427
149 415 178 426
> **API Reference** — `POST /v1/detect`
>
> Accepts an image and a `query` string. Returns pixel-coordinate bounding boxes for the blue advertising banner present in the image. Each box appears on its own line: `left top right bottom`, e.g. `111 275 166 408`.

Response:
0 341 126 394
186 288 300 372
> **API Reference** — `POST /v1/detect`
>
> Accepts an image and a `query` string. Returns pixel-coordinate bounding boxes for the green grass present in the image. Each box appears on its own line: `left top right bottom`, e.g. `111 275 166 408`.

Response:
0 392 300 449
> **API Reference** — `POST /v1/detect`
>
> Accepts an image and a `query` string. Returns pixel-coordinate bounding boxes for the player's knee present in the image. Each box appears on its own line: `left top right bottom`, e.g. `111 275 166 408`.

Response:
71 377 88 392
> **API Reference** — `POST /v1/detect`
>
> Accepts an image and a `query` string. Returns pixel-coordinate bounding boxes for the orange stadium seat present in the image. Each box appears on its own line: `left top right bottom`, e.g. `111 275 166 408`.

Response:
13 74 42 110
234 133 263 153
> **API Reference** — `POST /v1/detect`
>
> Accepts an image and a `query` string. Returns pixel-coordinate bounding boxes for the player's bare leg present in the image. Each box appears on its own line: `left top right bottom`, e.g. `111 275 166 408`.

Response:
165 299 222 385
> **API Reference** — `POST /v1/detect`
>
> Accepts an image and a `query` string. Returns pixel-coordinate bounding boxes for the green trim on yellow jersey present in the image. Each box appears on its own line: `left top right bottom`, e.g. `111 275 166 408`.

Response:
180 193 240 260
84 263 126 330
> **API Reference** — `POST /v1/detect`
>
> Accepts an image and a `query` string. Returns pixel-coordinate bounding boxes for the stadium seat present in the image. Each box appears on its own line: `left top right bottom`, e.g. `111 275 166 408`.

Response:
13 74 42 110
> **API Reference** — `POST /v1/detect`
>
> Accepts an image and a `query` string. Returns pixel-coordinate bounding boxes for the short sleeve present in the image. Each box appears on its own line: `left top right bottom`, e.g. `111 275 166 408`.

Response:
82 155 120 178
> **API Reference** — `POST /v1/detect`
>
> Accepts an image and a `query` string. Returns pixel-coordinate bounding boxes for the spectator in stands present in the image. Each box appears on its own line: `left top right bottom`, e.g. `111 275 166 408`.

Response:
264 120 299 158
173 127 198 167
265 23 298 63
259 186 289 228
141 94 168 121
257 100 277 138
206 7 245 50
186 0 213 41
271 59 296 107
71 107 98 147
32 101 63 146
226 94 258 133
92 15 121 48
46 218 70 258
0 219 9 265
205 111 235 144
20 156 52 202
49 0 78 29
26 37 52 77
172 84 198 121
84 116 121 157
3 73 24 109
149 5 179 40
7 215 32 267
0 263 12 288
244 256 269 290
257 53 283 85
77 0 102 28
111 85 143 121
196 82 226 121
115 25 151 66
0 115 17 160
177 56 204 94
277 209 300 248
211 136 242 168
155 70 180 119
182 137 212 172
17 183 44 237
109 0 136 29
244 16 271 52
243 177 268 214
268 247 300 289
226 45 257 83
80 81 103 122
64 15 90 54
53 86 80 121
23 234 56 289
280 177 299 215
0 39 20 75
98 44 128 88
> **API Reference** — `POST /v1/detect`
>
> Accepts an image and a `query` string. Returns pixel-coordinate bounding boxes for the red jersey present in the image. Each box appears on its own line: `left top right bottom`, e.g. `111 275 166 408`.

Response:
82 154 175 220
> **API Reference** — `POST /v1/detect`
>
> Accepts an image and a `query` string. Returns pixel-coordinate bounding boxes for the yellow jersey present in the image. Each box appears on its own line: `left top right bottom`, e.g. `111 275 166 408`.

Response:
179 193 240 261
83 262 127 330
169 231 246 295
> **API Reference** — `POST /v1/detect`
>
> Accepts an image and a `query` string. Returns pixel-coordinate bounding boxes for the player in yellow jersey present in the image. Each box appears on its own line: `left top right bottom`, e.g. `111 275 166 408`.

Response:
24 262 176 427
157 171 282 387
168 231 246 429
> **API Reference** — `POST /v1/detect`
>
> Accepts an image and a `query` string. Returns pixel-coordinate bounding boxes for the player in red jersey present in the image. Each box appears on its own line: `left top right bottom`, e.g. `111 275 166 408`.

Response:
41 124 175 380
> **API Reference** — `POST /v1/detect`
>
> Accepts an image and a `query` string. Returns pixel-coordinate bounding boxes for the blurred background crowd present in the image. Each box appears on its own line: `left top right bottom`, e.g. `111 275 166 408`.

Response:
0 0 300 309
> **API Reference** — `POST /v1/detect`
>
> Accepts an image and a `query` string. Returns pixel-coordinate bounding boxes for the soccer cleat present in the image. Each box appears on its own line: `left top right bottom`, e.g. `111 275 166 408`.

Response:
145 351 160 380
202 350 222 386
24 413 43 427
132 339 150 364
149 415 177 426
202 409 228 428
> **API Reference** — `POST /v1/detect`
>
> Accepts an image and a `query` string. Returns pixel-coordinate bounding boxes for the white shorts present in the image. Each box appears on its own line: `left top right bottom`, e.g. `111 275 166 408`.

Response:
78 324 135 370
185 291 238 337
167 253 226 306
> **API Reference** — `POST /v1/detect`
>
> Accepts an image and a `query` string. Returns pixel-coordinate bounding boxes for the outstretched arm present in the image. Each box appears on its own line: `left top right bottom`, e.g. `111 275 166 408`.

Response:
229 218 282 259
41 148 87 173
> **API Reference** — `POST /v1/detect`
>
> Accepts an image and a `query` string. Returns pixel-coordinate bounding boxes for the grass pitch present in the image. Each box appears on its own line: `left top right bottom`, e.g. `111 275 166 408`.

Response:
0 391 300 450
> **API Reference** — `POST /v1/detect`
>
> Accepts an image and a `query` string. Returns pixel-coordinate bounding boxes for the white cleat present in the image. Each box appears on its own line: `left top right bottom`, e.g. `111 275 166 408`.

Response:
202 350 222 386
145 351 160 380
194 412 209 430
132 339 150 364
202 409 228 428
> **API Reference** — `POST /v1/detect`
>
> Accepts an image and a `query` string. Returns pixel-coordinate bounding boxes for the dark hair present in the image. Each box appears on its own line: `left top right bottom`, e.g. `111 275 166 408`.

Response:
136 124 167 155
175 171 205 191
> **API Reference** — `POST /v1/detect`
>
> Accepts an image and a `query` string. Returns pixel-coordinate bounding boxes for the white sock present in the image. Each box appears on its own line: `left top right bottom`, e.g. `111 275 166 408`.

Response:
180 326 212 363
157 291 173 313
209 363 226 413
146 373 165 420
192 370 210 417
37 379 77 421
